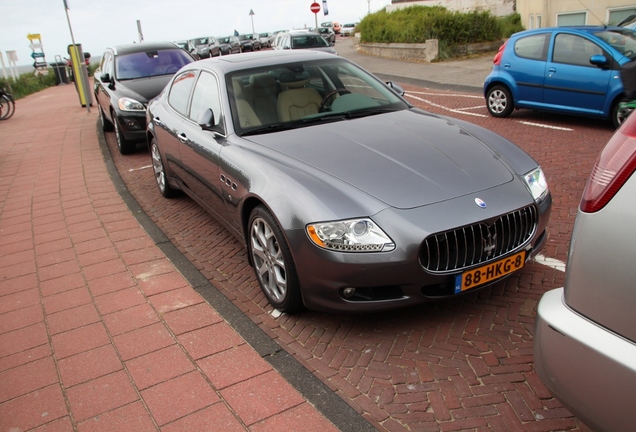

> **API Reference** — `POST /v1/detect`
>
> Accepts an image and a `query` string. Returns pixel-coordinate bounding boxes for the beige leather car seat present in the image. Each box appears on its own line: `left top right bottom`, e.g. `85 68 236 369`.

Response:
277 73 322 122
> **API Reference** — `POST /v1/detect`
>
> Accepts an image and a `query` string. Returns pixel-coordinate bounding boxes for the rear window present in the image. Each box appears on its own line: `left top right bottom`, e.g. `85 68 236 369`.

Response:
514 34 549 60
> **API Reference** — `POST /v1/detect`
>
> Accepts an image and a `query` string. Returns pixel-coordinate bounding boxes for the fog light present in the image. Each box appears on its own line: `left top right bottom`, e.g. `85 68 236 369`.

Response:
342 287 356 298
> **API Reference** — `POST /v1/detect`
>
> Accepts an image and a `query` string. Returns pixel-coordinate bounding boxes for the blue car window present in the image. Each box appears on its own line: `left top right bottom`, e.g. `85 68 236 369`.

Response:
514 34 548 61
553 34 602 67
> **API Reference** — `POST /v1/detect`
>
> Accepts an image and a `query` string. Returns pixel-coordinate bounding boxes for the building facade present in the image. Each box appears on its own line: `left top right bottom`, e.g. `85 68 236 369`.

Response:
517 0 636 29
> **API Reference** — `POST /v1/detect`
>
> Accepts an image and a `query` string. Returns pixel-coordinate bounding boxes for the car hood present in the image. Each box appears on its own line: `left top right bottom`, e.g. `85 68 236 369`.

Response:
115 75 172 104
245 110 516 209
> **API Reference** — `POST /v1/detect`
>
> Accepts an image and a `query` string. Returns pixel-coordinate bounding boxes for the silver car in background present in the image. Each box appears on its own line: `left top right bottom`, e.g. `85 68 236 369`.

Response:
534 112 636 431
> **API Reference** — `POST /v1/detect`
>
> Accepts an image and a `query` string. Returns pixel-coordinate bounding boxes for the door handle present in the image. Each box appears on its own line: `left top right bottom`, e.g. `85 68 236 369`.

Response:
178 133 188 143
153 116 164 127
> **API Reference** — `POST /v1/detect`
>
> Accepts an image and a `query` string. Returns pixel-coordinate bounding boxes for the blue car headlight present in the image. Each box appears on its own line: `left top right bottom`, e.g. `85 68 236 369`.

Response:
306 218 395 252
524 167 549 202
118 97 145 112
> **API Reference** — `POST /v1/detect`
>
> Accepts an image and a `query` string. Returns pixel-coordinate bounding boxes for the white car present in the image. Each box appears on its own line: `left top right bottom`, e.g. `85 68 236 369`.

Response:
341 23 357 36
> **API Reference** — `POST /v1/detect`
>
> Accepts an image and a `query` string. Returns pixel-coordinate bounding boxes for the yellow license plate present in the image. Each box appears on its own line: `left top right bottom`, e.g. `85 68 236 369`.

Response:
455 251 526 293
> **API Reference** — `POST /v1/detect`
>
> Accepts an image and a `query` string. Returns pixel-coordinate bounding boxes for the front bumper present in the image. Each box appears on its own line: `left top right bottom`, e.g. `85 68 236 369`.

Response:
286 181 550 313
534 288 636 432
116 111 147 142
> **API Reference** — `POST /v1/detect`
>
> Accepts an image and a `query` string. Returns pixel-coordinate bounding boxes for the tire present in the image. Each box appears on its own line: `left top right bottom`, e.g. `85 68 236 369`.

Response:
486 85 514 118
98 105 114 131
150 138 178 198
114 115 136 155
0 94 15 120
612 99 633 129
248 205 303 313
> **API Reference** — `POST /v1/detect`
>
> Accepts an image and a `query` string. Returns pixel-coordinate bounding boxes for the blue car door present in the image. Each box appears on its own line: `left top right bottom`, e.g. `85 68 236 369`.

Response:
504 32 550 106
543 32 613 115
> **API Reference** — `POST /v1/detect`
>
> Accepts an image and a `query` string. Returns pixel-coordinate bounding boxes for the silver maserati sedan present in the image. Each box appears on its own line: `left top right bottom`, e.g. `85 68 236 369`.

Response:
145 50 551 313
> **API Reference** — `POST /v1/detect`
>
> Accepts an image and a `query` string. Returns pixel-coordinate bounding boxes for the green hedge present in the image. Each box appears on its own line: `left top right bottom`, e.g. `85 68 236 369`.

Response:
1 63 98 100
1 71 58 99
357 6 523 57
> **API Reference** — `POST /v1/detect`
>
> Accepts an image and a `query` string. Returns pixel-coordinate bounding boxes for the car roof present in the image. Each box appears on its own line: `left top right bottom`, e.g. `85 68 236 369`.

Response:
108 41 181 56
511 25 629 38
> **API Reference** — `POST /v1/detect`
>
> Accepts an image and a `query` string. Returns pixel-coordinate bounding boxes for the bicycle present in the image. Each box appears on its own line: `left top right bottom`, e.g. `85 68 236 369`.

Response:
0 86 15 120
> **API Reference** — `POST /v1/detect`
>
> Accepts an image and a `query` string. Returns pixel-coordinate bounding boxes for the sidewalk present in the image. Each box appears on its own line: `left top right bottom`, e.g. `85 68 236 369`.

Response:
0 43 494 431
338 37 494 93
0 84 369 431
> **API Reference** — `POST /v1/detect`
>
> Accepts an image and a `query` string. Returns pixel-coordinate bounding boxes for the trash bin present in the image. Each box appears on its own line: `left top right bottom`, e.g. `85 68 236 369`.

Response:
50 62 70 85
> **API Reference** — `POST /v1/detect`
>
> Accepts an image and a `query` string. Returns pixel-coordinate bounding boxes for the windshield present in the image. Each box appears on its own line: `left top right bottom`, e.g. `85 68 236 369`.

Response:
218 37 230 43
116 49 193 80
227 58 409 136
593 29 636 59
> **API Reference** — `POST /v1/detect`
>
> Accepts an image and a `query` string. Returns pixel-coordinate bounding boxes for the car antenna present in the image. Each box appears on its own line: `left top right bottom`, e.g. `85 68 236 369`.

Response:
576 0 606 28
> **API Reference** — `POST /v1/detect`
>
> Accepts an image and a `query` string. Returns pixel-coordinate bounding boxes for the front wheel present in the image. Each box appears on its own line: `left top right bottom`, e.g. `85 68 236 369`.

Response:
248 205 303 313
114 116 136 154
486 85 514 118
98 105 114 131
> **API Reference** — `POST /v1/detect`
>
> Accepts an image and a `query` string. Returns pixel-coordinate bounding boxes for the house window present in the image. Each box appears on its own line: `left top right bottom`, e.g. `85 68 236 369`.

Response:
557 12 586 26
536 15 542 28
609 8 636 26
529 15 535 29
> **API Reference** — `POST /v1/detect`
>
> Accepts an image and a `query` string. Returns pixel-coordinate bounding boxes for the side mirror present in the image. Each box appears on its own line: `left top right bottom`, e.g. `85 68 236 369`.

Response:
198 108 224 134
590 54 609 68
386 81 405 97
100 72 111 83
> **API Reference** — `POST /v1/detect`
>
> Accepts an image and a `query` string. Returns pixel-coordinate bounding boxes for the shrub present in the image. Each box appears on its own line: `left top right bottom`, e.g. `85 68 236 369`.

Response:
357 6 523 57
0 71 56 99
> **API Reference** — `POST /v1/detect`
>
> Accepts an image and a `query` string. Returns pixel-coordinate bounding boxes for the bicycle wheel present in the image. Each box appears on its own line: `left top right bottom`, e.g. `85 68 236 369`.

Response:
0 94 15 120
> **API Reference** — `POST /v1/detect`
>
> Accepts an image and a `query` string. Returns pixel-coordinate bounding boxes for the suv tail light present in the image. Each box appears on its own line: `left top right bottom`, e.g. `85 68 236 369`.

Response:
493 42 507 65
580 114 636 213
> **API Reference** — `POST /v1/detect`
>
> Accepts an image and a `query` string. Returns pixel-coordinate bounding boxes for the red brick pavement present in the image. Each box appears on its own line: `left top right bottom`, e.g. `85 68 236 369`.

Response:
0 84 342 431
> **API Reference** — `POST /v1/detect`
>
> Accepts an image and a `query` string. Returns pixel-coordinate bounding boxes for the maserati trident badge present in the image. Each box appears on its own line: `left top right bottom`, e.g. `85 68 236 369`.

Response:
475 198 487 208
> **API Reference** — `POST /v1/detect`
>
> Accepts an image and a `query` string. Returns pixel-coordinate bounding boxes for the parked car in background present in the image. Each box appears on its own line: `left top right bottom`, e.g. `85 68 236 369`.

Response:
273 31 337 54
146 49 551 313
258 32 274 48
317 26 336 44
534 111 636 432
271 30 289 48
94 41 194 154
484 26 636 127
238 33 261 52
189 36 221 59
174 39 196 56
341 23 357 36
217 36 241 55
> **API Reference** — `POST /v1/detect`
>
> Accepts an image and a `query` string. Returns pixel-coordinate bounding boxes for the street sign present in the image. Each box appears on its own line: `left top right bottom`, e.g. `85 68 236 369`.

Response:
27 33 41 41
310 2 320 13
30 52 45 58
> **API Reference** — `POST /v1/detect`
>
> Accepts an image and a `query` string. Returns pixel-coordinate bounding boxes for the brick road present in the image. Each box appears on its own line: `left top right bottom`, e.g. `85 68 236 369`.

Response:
100 53 614 431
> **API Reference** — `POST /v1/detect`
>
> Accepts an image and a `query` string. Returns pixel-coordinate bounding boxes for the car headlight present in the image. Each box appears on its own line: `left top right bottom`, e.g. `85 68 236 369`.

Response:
306 218 395 252
524 167 549 202
118 97 145 112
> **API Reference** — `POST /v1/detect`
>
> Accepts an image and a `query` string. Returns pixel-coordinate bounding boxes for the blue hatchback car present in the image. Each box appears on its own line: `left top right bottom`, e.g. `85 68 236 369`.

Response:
484 26 636 127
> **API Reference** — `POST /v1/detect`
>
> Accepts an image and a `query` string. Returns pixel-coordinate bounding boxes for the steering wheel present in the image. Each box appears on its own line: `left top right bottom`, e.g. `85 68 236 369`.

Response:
319 88 351 112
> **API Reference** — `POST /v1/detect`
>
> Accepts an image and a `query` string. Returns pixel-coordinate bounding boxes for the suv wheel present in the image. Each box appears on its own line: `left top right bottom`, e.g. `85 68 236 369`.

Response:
486 85 514 118
114 116 135 155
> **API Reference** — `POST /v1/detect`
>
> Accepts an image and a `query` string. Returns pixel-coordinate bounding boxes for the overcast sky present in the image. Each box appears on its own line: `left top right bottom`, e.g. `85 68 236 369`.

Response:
1 0 388 66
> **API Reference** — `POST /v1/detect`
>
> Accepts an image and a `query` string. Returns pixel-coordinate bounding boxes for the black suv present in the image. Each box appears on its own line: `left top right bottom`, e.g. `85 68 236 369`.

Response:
238 34 261 52
217 36 241 55
94 41 194 154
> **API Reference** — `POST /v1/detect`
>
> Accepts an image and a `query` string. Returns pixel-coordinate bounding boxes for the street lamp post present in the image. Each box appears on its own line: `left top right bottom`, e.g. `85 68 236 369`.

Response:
249 9 255 34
